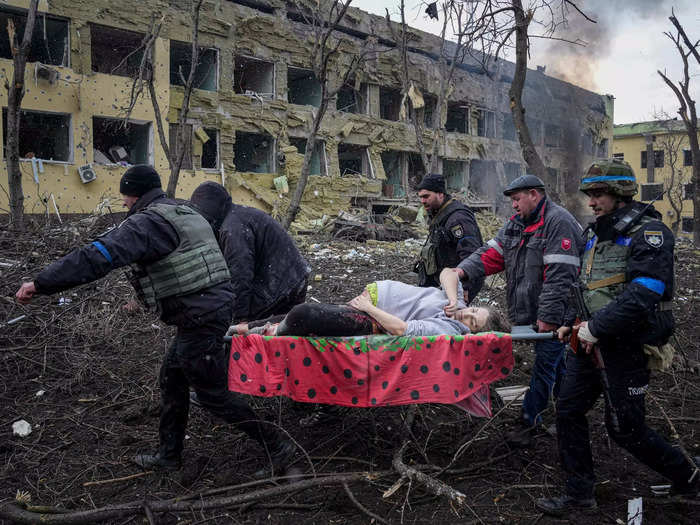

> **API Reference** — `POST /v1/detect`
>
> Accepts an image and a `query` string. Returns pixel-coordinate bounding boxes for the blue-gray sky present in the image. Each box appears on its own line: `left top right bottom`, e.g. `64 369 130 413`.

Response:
354 0 699 125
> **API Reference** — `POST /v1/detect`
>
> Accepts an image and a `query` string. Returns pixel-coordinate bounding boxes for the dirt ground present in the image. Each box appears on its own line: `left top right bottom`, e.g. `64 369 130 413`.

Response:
1 215 699 524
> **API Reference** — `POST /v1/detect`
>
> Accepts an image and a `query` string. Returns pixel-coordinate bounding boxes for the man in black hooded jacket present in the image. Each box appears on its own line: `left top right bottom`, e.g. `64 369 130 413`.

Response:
16 166 295 476
190 181 310 323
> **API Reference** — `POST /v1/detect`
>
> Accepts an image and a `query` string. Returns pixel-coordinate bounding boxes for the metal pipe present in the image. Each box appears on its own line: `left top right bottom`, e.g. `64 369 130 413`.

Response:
223 327 557 343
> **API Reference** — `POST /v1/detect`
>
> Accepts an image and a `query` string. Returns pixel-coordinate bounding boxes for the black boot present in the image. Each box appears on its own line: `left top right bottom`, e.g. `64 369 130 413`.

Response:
132 452 181 470
671 456 700 497
253 436 297 479
535 495 597 515
189 390 202 408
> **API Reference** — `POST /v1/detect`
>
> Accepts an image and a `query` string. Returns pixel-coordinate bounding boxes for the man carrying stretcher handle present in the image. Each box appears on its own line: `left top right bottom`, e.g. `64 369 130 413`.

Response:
233 268 510 338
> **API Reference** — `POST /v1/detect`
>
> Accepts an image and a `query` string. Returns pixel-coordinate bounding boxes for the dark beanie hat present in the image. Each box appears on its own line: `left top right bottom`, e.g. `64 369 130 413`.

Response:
190 181 232 229
417 173 446 194
119 165 162 197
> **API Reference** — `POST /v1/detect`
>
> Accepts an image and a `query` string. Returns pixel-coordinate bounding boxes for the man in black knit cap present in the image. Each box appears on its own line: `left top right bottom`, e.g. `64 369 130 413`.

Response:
414 173 484 303
16 165 296 477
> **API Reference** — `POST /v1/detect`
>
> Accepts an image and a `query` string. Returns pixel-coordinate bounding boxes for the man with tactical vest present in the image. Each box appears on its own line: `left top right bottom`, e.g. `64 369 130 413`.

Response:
455 174 583 446
536 159 698 514
15 165 296 476
415 173 484 302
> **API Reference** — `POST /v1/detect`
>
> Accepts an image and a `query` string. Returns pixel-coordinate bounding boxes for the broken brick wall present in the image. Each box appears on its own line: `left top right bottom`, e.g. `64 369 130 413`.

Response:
0 0 612 225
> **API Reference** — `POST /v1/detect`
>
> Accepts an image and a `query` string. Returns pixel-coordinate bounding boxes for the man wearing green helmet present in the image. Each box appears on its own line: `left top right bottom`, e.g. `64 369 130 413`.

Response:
537 159 699 514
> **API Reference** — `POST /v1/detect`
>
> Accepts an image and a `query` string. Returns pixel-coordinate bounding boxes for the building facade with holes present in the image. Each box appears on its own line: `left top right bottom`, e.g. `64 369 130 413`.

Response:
0 0 613 225
612 120 697 238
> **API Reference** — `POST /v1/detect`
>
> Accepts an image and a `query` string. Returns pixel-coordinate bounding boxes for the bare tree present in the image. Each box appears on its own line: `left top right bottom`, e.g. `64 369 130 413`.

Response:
658 9 700 246
121 0 203 198
4 0 39 228
166 0 203 198
653 115 687 234
443 0 595 201
122 14 171 171
282 0 374 229
386 1 472 178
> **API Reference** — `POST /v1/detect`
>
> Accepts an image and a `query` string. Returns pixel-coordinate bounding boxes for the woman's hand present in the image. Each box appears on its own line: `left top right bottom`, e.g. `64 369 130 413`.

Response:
348 292 373 312
443 299 458 318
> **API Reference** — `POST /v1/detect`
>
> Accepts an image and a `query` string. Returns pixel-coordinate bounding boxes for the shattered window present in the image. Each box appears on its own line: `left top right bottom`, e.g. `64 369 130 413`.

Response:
338 143 371 177
504 162 522 184
0 7 69 66
596 138 608 158
379 87 402 121
445 102 468 134
423 95 437 129
234 55 274 98
502 112 517 141
526 116 542 145
682 217 694 233
640 183 663 201
93 117 151 165
289 137 326 175
235 131 274 173
2 108 71 162
201 128 219 169
169 123 193 170
612 152 624 161
684 183 693 200
337 82 367 114
407 153 425 188
287 67 321 107
227 0 274 14
443 159 467 192
544 124 562 147
469 159 499 200
170 41 218 91
380 150 403 197
90 24 145 77
641 150 664 169
476 109 495 138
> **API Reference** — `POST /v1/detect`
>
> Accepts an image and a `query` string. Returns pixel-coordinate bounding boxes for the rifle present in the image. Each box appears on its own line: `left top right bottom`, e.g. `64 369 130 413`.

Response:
570 282 620 433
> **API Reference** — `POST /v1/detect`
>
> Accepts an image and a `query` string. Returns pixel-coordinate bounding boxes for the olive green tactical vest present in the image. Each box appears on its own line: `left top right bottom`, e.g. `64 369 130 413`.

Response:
419 199 460 277
133 204 230 308
580 216 654 314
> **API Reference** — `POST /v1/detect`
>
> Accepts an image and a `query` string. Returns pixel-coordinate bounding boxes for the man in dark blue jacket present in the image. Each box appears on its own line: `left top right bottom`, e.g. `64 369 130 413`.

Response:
457 174 583 446
16 166 295 476
537 160 698 514
190 181 310 323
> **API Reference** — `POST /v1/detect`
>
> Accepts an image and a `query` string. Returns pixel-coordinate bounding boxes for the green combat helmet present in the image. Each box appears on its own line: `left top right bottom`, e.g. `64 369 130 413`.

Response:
580 159 638 197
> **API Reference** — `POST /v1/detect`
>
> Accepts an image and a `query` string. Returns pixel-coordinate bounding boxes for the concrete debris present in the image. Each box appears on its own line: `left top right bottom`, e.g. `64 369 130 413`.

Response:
12 420 32 437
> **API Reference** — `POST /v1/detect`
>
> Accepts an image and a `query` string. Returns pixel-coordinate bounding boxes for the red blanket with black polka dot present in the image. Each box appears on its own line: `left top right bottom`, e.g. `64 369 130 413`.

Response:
228 333 513 417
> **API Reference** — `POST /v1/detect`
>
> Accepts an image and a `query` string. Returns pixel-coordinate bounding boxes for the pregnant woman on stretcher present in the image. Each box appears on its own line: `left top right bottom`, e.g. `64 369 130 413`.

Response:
232 269 510 338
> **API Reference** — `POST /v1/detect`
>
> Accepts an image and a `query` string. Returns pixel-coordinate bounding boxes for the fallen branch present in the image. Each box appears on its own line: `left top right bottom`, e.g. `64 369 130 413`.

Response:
82 471 153 487
392 442 467 508
343 482 388 524
0 472 383 524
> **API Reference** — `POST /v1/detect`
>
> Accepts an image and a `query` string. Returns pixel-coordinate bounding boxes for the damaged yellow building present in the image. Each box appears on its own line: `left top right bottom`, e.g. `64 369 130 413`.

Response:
613 120 697 238
0 0 613 224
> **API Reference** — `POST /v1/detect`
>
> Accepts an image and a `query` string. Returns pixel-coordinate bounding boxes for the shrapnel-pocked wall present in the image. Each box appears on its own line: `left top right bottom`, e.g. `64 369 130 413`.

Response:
0 0 612 225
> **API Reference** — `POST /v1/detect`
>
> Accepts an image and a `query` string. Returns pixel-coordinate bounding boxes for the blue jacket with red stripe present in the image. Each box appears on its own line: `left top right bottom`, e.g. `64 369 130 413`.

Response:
458 198 583 325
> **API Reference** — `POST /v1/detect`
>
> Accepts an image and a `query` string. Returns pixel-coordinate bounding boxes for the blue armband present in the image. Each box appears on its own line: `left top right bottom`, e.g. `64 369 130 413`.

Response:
92 241 113 264
631 277 665 295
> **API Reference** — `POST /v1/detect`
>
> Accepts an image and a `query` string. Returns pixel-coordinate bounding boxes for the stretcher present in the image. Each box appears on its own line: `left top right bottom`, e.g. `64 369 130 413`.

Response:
225 327 554 417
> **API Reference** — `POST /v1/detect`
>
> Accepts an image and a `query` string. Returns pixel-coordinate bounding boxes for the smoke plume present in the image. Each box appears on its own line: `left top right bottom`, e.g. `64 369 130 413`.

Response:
532 0 672 91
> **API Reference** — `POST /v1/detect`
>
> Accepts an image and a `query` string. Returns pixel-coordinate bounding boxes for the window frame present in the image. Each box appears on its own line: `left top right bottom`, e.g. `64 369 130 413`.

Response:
2 107 73 163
